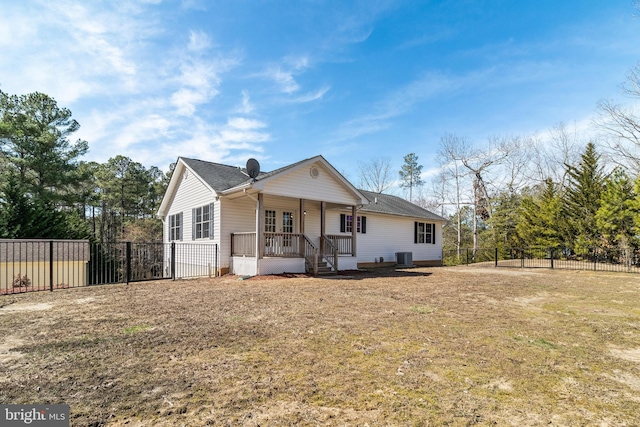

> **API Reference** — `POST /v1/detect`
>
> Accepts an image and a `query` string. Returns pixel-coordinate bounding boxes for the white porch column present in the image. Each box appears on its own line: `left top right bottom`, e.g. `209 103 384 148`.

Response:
352 205 357 257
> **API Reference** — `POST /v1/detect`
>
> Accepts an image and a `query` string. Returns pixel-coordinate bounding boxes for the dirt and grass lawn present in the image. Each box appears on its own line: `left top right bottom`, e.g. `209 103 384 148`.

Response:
1 266 639 426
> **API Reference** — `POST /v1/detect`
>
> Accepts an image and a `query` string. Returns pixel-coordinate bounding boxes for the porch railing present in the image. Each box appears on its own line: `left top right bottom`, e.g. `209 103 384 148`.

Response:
327 234 353 255
231 232 256 257
321 235 339 272
264 232 302 257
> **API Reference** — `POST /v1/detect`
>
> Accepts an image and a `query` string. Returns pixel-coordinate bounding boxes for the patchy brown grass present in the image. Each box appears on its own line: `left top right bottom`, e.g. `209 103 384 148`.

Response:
1 266 639 426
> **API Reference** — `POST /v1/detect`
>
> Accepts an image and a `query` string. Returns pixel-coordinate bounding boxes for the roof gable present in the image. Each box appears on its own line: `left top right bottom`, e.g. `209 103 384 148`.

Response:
246 156 367 204
180 157 253 192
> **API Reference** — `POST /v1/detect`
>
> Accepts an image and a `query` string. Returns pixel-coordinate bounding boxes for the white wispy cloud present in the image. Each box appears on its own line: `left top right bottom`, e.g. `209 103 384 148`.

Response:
287 86 331 104
171 88 212 116
335 73 458 140
237 90 255 113
169 46 241 116
262 55 312 94
268 67 301 94
188 30 213 51
227 117 267 130
163 116 270 165
334 59 566 142
0 1 156 104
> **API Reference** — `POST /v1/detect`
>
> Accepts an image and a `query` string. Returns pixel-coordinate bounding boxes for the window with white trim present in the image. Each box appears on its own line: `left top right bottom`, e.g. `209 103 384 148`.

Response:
414 222 435 244
169 212 182 241
192 203 214 239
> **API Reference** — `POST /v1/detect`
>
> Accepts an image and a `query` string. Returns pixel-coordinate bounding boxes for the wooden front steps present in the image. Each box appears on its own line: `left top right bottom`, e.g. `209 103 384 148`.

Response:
316 260 337 276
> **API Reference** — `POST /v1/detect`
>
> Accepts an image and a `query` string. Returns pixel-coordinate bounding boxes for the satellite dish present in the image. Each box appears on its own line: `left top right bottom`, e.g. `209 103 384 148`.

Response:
246 158 260 181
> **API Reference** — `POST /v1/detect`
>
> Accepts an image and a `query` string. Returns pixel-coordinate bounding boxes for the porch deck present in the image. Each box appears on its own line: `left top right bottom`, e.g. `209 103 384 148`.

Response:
230 232 353 275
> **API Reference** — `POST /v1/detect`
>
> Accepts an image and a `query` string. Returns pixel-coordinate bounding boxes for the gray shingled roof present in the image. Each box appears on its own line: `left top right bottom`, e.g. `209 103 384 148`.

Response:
359 190 446 221
180 157 255 192
250 156 320 182
180 155 323 192
179 157 444 221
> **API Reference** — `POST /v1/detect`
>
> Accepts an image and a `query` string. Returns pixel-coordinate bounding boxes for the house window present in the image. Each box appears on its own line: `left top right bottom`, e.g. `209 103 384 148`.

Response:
192 203 214 239
414 222 436 244
340 214 366 234
169 213 182 241
265 210 276 233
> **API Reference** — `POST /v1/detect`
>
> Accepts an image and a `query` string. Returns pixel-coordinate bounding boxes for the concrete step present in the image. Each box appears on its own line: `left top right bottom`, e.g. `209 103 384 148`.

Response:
316 267 337 276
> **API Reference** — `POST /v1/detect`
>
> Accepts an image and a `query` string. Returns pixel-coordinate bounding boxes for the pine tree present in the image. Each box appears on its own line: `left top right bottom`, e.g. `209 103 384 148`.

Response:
0 175 90 239
596 167 637 248
516 179 563 247
398 153 424 203
0 90 88 205
488 189 522 249
562 142 605 252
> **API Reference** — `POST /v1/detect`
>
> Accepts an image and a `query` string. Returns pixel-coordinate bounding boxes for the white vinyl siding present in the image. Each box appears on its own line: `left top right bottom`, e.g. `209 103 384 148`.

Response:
262 162 359 205
164 166 218 245
327 212 443 264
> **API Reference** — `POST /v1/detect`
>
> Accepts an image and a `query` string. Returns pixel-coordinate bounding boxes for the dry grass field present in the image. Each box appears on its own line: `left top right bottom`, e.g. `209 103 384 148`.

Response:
1 266 639 426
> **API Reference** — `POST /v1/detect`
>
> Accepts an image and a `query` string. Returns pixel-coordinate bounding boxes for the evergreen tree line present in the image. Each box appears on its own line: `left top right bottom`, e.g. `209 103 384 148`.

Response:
431 61 640 255
0 90 171 242
439 141 640 254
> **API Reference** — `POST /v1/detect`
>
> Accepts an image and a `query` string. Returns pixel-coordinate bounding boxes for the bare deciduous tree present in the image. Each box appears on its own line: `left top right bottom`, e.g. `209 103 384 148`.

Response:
437 134 472 255
596 100 640 171
357 156 394 193
596 62 640 172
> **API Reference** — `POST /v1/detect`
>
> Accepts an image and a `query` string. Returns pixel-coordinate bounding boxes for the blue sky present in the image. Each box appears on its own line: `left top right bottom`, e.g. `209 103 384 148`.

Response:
1 0 639 186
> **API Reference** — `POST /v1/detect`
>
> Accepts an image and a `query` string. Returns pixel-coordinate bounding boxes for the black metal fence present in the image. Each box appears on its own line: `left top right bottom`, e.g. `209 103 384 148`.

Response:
443 246 640 273
1 240 219 295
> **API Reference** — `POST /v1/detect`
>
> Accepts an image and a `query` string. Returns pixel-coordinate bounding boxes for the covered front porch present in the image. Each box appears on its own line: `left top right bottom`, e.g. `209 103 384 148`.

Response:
228 195 360 276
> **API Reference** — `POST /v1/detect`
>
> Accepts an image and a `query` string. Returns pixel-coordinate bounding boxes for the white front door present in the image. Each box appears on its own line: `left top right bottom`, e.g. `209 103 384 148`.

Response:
264 210 297 252
264 210 297 233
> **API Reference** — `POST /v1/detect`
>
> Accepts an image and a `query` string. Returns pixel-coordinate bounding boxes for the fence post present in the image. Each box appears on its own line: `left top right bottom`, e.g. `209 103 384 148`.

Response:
171 242 176 280
550 248 554 269
466 248 470 265
594 249 597 271
49 240 54 292
126 242 132 284
521 248 525 268
494 248 498 267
